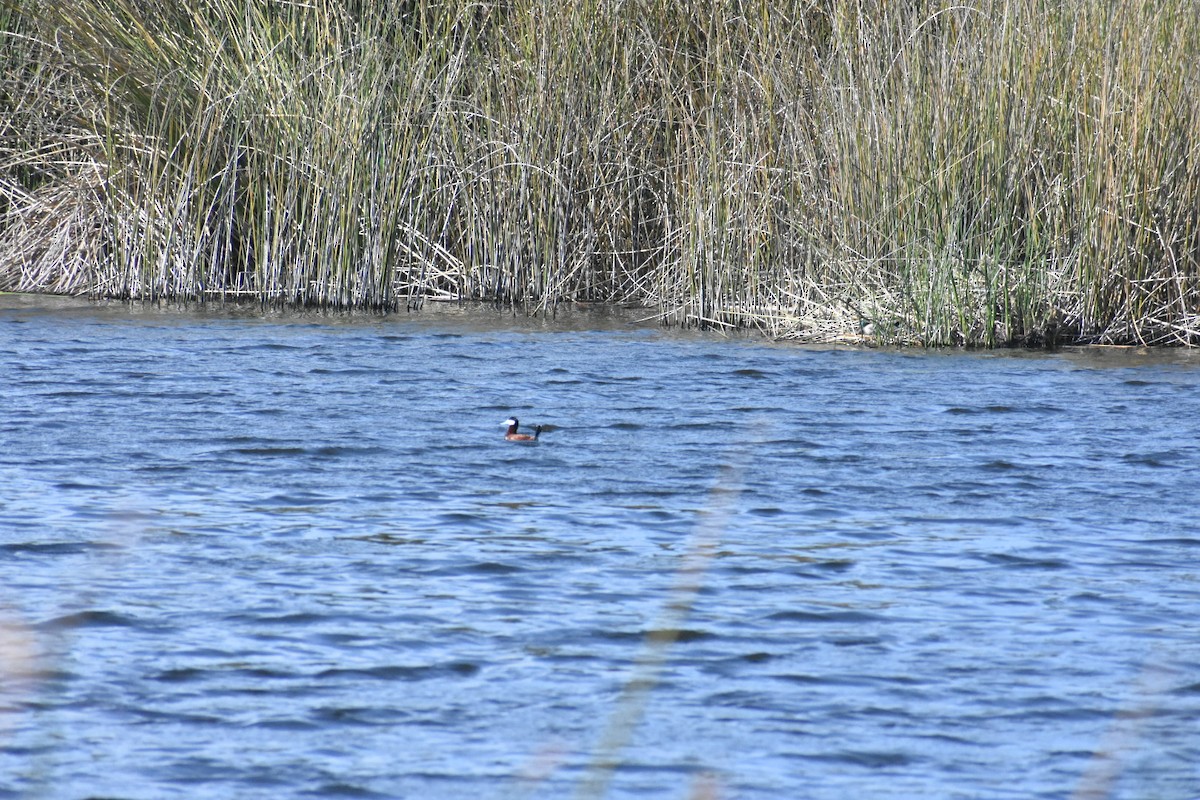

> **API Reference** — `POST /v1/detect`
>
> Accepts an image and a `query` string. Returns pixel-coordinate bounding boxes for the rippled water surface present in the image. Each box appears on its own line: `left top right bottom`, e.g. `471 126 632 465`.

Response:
3 296 1200 800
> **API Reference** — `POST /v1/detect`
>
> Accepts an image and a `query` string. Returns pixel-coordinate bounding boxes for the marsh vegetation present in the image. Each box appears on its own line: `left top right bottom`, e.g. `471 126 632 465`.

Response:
2 0 1199 345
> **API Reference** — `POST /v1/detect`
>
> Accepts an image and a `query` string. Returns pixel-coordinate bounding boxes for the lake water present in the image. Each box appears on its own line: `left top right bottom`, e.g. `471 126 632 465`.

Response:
2 295 1199 800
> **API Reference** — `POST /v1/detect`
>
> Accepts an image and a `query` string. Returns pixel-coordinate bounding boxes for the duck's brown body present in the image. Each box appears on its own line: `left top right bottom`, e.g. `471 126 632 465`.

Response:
504 417 542 441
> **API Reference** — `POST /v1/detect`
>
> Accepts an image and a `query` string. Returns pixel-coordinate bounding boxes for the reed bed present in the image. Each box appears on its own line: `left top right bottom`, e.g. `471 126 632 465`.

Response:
2 0 1199 345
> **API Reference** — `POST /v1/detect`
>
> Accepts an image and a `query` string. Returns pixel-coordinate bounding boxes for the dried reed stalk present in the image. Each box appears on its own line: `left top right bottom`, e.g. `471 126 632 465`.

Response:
2 0 1198 345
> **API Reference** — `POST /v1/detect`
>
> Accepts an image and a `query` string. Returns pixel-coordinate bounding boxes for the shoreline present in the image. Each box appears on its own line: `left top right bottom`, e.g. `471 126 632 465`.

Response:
6 290 1198 357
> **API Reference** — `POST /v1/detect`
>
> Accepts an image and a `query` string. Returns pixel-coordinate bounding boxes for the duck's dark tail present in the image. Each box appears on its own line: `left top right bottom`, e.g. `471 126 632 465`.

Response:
533 425 543 440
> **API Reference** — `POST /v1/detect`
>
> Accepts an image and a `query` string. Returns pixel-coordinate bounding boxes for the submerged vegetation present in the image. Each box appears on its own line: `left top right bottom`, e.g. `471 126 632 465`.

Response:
2 0 1199 345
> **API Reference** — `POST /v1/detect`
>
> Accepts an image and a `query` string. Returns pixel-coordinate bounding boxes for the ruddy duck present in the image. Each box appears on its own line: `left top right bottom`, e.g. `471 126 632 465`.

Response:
504 417 542 442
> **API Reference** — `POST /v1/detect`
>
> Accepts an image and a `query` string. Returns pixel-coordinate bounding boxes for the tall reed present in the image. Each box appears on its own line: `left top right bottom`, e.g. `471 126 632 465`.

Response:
2 0 1198 345
814 0 1200 345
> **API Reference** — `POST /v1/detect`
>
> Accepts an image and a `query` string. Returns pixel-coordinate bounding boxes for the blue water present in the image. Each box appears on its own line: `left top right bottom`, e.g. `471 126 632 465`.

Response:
2 296 1199 799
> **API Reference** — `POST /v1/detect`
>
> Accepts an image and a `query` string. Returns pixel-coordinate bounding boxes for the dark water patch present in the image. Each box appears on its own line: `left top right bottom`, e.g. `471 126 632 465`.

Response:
991 705 1117 723
230 612 329 626
585 374 644 384
39 610 147 630
793 558 856 573
706 690 777 709
590 627 714 644
489 498 543 511
172 760 303 789
765 609 885 624
153 667 211 683
649 628 713 644
1106 557 1182 572
311 445 388 458
226 445 309 457
794 504 848 521
980 553 1071 570
50 480 111 492
1145 537 1200 547
771 672 877 688
303 781 392 798
433 511 491 528
255 492 340 508
943 406 978 415
311 631 390 649
811 452 868 465
465 561 525 575
155 665 299 683
945 404 1019 414
748 505 786 516
1122 450 1182 467
897 514 1029 529
133 462 192 476
20 667 76 686
943 403 1063 415
1067 591 1122 605
665 420 727 430
831 636 885 647
233 341 313 351
307 367 381 377
38 389 101 399
248 717 320 731
0 540 122 556
315 661 481 681
310 706 414 728
805 750 916 768
753 438 820 450
124 708 228 728
343 532 429 546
